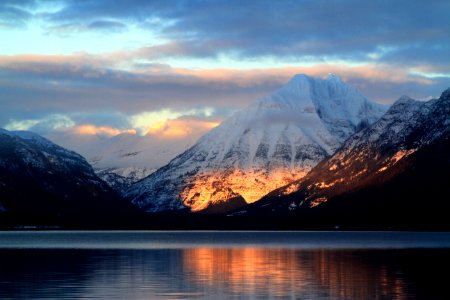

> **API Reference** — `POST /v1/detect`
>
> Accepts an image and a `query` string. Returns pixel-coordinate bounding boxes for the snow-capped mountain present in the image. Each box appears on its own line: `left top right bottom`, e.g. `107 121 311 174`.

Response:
127 74 387 213
0 129 135 220
45 128 205 193
241 87 450 218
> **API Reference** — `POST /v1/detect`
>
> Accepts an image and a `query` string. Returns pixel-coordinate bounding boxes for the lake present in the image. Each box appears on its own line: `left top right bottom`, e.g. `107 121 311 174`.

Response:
0 231 449 299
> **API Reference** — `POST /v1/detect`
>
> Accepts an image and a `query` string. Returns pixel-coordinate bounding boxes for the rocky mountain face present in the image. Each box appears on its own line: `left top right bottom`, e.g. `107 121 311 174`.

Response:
0 129 136 223
126 74 387 213
238 88 450 227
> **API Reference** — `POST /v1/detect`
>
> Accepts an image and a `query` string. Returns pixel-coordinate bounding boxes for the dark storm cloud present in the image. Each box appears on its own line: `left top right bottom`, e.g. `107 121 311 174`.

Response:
40 0 450 66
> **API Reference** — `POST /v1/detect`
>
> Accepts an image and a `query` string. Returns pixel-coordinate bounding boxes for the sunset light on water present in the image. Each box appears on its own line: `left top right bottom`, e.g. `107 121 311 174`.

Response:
0 0 449 299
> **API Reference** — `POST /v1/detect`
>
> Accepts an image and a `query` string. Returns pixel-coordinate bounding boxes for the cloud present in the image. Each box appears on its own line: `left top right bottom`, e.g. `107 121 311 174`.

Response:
73 124 136 136
4 114 75 132
146 116 220 139
0 1 35 28
34 0 450 69
0 6 32 28
2 1 448 74
159 1 450 65
2 0 448 166
42 116 220 171
0 55 281 123
2 109 133 136
46 20 127 35
43 1 173 24
87 20 127 31
3 109 220 142
1 53 448 136
4 119 40 131
1 54 448 109
70 112 131 129
130 107 215 135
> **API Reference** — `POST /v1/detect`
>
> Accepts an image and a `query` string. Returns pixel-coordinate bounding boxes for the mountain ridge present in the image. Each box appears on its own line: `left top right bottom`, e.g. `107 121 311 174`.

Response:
235 87 450 222
126 74 387 213
0 129 137 224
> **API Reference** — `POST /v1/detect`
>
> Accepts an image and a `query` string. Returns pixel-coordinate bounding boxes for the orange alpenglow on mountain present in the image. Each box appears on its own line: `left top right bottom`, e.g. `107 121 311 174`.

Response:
126 74 387 213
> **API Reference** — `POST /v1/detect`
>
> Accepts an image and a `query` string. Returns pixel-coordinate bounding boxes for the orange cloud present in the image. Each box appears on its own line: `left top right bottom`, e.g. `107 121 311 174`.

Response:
0 53 104 65
166 63 434 86
146 118 221 139
74 124 136 136
70 118 220 140
0 53 436 87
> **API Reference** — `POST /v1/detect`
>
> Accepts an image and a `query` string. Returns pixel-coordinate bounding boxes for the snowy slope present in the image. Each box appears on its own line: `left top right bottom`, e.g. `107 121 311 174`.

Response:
244 87 450 214
1 129 95 174
127 74 387 213
45 130 203 191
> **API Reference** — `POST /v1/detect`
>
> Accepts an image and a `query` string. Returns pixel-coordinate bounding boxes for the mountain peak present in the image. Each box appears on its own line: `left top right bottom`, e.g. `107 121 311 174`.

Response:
289 73 311 82
127 74 387 213
283 73 345 91
387 95 425 115
279 74 313 98
287 73 343 84
395 95 417 104
242 88 450 224
326 73 342 81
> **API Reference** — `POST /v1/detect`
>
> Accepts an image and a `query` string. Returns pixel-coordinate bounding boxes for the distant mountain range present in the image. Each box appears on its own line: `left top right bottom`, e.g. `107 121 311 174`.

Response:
1 75 449 229
126 74 386 213
45 126 207 194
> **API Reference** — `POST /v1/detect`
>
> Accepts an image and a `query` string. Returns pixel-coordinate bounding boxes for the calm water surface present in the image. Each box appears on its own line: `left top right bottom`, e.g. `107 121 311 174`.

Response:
0 231 449 299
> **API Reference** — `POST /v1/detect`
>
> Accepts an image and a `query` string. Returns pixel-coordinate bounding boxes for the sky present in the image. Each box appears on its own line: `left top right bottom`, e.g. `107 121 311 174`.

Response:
0 0 449 143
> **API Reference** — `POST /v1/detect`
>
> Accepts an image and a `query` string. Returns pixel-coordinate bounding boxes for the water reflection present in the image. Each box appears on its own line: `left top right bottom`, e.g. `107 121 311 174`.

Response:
183 248 309 298
182 248 414 299
306 250 408 300
1 247 449 299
